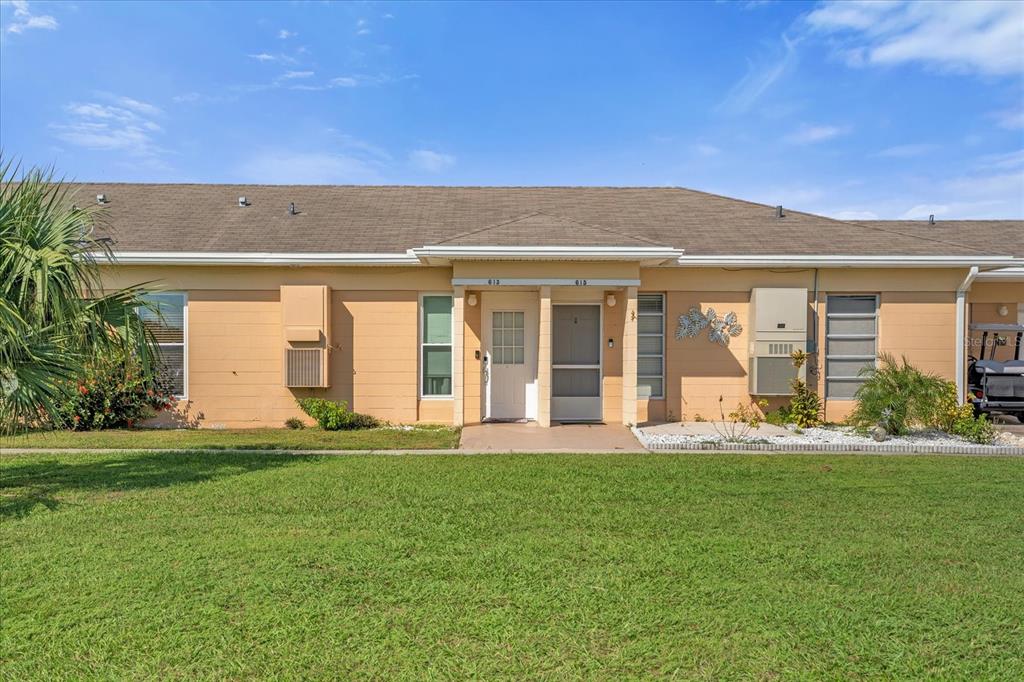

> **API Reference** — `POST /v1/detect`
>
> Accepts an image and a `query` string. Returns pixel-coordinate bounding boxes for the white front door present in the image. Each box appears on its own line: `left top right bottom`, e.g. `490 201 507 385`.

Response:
483 292 538 420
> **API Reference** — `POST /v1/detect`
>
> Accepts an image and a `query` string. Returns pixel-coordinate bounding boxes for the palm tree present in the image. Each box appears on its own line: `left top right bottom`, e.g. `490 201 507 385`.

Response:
0 159 156 433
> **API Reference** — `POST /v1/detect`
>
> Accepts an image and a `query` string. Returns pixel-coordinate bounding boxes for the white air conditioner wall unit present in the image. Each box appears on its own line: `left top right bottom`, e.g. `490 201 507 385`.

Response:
281 285 331 388
748 287 808 396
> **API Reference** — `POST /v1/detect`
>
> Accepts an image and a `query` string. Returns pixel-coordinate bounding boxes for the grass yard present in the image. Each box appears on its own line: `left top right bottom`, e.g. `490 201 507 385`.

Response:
2 452 1022 679
2 425 461 451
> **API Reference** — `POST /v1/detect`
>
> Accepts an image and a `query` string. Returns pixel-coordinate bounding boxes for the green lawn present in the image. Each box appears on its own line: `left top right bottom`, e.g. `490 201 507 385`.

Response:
2 452 1022 679
2 425 461 451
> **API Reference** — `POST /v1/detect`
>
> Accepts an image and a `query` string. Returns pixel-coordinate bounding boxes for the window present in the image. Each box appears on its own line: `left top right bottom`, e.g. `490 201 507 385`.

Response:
139 293 187 398
637 293 665 398
421 295 453 397
825 294 878 399
492 311 525 364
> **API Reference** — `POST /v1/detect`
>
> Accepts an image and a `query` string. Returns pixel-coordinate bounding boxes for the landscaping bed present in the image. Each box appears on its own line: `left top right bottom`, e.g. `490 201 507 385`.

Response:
636 422 1024 453
2 451 1022 678
2 425 461 451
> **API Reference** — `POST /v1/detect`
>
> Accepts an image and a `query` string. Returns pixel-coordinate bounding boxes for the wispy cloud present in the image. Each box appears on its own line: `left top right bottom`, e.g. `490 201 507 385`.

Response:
356 18 371 36
235 150 385 184
873 143 938 158
50 94 166 158
5 0 57 34
784 124 850 145
717 35 797 114
248 53 276 62
409 149 456 173
278 29 296 40
804 0 1024 76
279 70 314 81
694 143 721 157
992 108 1024 130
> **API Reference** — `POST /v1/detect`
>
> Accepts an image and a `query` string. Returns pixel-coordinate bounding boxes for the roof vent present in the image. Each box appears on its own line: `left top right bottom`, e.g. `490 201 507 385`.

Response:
775 205 784 219
288 202 297 215
96 193 107 204
928 214 935 225
238 196 248 207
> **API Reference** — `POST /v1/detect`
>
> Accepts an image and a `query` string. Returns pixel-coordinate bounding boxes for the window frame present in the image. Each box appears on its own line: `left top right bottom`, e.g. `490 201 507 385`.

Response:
419 293 454 399
824 293 878 399
637 293 665 399
142 291 188 401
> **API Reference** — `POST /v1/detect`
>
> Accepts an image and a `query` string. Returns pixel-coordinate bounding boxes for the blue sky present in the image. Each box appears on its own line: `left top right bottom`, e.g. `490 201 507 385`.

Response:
1 0 1022 219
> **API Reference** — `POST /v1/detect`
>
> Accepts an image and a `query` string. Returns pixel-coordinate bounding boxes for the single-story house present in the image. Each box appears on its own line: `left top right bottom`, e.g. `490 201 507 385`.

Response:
85 184 1023 428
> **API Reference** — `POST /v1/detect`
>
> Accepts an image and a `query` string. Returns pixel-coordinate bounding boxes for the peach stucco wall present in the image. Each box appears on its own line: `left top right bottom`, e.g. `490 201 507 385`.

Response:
105 263 970 429
968 282 1024 363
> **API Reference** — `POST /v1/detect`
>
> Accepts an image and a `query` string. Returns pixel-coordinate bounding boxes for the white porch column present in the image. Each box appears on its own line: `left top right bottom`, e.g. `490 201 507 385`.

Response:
537 286 552 427
452 286 465 426
955 267 978 404
622 286 638 426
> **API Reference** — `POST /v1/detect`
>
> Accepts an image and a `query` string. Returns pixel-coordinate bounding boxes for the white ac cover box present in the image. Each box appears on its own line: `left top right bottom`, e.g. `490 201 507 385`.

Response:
749 287 809 395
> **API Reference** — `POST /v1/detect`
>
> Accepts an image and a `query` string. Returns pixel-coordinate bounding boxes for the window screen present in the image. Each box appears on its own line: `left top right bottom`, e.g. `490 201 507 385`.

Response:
825 294 877 399
139 293 187 398
637 294 665 398
421 295 453 396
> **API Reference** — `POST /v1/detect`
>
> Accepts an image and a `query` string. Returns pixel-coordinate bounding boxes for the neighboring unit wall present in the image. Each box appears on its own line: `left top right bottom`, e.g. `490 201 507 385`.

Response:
969 282 1024 362
640 267 966 425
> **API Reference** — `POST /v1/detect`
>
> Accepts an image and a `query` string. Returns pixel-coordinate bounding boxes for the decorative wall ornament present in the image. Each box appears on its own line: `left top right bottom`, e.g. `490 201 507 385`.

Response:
675 306 743 347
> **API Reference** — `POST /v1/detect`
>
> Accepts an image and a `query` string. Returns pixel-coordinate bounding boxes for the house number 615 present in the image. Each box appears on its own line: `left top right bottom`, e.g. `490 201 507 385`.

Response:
574 279 588 286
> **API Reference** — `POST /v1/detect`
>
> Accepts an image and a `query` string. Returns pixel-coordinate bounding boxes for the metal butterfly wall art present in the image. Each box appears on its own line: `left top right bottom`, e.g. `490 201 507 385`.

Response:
675 306 743 347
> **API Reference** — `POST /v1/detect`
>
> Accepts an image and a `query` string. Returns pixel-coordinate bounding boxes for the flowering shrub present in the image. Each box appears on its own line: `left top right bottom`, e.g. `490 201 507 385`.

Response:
50 351 175 430
296 398 379 430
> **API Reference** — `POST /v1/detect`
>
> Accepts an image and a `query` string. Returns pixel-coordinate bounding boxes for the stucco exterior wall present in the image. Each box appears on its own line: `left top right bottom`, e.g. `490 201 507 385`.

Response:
968 282 1024 362
107 263 969 429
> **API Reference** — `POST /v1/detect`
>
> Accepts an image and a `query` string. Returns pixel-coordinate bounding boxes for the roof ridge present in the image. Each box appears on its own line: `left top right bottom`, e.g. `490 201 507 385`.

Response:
431 211 544 245
531 210 668 247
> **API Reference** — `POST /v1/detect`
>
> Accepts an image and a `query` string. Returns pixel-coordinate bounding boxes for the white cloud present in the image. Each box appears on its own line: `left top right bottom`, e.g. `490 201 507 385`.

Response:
278 29 296 39
172 92 201 104
694 143 721 157
832 210 879 221
356 18 370 35
330 76 359 88
874 143 938 158
235 150 384 184
717 35 797 114
248 53 277 62
804 1 1024 76
5 0 57 34
409 149 456 173
900 204 950 220
992 108 1024 130
784 124 850 144
279 70 314 80
51 96 166 157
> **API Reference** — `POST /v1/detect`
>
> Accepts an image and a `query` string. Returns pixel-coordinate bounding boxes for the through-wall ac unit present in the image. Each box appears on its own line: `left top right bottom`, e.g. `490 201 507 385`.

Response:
748 287 808 396
281 285 331 388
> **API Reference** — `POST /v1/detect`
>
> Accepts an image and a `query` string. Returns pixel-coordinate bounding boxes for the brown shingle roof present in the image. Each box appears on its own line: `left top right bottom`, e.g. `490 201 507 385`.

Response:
855 220 1024 258
72 183 1021 257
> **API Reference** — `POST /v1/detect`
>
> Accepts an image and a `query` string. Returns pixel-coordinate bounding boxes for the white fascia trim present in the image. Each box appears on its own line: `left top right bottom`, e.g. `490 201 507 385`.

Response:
412 245 684 262
108 251 421 266
675 255 1020 268
976 266 1024 281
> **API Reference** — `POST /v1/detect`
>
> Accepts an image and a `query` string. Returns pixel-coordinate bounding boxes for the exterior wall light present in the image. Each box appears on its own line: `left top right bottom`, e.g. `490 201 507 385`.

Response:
998 305 1009 317
467 293 478 307
606 294 616 307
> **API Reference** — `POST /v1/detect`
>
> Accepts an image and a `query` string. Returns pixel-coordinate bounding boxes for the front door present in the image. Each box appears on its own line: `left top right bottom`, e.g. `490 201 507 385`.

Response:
483 292 538 420
551 304 603 421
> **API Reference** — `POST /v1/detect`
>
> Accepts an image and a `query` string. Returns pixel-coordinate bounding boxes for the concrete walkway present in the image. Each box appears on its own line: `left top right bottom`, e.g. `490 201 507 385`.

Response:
458 422 645 452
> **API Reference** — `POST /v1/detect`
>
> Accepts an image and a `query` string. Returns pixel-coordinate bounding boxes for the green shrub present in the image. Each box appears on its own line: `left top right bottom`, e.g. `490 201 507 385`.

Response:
284 417 305 430
950 409 995 445
848 354 946 435
50 350 174 430
764 406 792 426
787 351 822 428
296 398 379 430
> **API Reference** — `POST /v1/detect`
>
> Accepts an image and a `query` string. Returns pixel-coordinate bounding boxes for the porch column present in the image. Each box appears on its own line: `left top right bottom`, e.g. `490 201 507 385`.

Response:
537 286 552 427
452 286 465 426
622 286 638 426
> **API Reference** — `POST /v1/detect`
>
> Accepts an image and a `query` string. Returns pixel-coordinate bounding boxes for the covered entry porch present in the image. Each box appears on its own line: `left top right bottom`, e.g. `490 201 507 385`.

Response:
451 274 641 427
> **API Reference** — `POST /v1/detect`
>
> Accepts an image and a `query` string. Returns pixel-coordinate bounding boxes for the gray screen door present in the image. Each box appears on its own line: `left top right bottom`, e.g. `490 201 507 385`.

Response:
551 304 602 421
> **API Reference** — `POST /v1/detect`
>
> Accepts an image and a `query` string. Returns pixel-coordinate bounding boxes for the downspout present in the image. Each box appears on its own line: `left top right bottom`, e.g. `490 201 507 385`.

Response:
955 266 979 404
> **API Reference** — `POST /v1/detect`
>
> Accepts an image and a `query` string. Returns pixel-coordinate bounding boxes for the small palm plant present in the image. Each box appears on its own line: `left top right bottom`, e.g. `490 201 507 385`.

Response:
0 159 157 433
848 354 946 436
